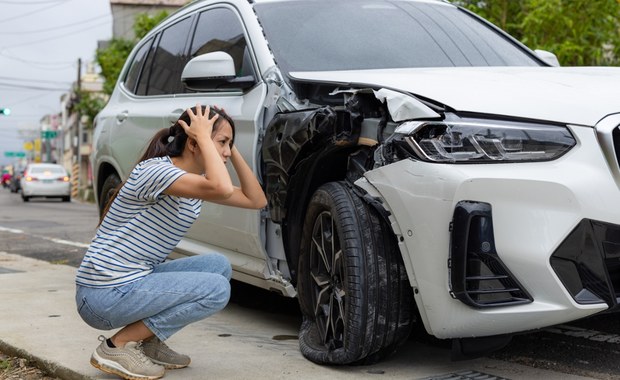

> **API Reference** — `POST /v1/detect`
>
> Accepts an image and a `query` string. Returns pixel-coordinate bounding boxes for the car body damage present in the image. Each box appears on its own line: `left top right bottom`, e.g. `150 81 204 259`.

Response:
261 83 441 223
92 0 620 366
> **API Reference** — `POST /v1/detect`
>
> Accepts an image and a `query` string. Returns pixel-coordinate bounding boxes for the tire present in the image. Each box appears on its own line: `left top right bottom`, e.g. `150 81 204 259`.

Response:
98 173 121 217
22 196 29 202
62 196 71 202
297 181 413 365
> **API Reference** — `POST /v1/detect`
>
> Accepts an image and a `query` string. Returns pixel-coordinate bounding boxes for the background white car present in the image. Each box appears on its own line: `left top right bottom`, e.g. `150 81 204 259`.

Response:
92 0 620 365
20 163 71 202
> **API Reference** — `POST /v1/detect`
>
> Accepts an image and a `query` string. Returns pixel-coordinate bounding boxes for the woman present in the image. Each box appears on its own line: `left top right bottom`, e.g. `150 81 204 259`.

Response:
75 105 267 380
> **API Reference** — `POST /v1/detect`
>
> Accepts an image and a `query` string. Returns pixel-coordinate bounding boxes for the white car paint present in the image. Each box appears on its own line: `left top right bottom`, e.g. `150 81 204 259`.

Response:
290 67 620 126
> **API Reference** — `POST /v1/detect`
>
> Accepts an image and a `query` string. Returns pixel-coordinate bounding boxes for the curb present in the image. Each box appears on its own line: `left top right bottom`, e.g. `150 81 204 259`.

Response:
0 339 93 380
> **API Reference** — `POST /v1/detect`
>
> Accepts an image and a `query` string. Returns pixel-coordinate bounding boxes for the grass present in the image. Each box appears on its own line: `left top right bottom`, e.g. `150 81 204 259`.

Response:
0 353 58 380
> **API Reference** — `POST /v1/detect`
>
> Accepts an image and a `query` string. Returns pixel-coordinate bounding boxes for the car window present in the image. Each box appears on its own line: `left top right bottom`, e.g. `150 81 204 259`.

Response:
189 7 252 80
124 37 154 95
136 34 159 96
254 0 542 77
144 16 193 95
29 166 65 175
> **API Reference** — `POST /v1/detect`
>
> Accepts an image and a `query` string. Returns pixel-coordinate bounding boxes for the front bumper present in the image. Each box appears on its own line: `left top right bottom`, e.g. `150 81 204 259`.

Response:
356 121 620 339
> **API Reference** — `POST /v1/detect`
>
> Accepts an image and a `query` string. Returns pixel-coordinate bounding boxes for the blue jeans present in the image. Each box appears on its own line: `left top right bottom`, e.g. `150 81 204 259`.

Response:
75 254 231 341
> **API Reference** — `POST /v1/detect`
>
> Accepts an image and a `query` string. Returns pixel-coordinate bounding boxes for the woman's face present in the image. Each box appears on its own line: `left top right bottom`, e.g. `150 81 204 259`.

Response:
211 120 234 163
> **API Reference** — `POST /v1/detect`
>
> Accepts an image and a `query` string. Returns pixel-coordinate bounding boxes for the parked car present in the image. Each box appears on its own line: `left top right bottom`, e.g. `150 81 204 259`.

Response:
20 163 71 202
9 168 24 193
92 0 620 365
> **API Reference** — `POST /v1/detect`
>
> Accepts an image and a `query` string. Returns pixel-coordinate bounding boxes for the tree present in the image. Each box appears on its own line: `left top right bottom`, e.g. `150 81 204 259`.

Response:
95 11 169 95
454 0 620 66
73 11 170 127
74 90 107 128
96 38 135 95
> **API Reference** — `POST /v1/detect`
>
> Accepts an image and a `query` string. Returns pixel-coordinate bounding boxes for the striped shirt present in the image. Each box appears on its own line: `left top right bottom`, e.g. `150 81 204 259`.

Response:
76 156 201 288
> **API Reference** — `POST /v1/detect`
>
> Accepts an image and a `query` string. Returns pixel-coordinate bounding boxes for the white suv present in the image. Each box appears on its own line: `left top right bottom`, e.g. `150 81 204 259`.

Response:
92 0 620 365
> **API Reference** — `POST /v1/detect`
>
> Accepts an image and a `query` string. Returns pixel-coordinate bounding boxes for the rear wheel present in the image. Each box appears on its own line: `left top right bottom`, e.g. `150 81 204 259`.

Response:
22 196 29 202
98 173 121 217
297 181 413 365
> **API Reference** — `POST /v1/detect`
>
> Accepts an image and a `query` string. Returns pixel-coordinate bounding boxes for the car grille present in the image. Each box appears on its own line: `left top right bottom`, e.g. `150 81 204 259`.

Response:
550 219 620 307
449 201 532 308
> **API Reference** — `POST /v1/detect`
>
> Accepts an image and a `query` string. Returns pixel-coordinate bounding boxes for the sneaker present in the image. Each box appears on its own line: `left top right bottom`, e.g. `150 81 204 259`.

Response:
141 336 191 369
90 335 165 380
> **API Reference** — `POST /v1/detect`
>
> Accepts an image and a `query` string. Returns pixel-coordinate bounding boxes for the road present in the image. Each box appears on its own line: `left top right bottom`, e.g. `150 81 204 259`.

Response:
1 189 619 379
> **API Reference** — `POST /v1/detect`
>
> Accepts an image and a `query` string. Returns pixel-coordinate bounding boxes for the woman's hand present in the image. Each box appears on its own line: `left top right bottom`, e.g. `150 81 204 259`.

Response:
165 104 234 201
177 104 219 142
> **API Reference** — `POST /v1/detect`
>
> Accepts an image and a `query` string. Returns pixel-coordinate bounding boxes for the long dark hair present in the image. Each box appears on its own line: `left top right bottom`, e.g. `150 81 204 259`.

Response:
99 105 235 225
138 105 236 162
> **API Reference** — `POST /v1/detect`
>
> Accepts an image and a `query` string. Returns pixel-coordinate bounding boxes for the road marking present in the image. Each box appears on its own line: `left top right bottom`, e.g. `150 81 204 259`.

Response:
0 225 90 249
47 238 90 248
0 226 23 234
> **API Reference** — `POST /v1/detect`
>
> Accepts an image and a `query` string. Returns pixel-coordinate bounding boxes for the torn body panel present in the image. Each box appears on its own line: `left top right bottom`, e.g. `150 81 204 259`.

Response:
262 102 368 222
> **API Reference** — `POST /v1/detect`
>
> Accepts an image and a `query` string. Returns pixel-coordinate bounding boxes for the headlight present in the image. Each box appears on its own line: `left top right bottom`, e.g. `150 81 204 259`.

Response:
397 119 576 163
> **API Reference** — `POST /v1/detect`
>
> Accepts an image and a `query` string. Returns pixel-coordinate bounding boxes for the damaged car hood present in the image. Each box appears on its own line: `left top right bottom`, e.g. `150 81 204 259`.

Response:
289 66 620 127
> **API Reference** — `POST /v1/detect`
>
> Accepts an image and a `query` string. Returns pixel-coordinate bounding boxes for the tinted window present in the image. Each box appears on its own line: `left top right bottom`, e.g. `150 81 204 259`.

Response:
136 34 159 96
124 38 153 94
29 165 65 175
190 8 252 78
145 17 192 95
254 0 541 76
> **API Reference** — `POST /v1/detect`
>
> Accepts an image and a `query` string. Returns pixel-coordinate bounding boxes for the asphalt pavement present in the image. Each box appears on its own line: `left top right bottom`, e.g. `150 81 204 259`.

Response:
0 251 598 380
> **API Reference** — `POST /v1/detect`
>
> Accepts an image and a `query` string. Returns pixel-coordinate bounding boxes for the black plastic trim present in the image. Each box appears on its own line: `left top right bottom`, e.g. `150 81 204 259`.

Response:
449 201 532 308
550 219 620 307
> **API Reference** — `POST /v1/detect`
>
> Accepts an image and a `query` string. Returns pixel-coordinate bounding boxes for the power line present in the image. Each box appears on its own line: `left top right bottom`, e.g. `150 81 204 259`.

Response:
0 0 74 23
0 0 68 4
0 20 110 50
0 14 111 35
0 76 71 85
0 82 69 91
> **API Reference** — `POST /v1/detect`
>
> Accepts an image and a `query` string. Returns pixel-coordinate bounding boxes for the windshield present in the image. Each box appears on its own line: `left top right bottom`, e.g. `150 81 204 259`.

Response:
254 0 542 76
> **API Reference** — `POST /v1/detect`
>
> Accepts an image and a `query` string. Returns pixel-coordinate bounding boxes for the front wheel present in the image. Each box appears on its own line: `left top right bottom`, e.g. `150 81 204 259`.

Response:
297 181 413 365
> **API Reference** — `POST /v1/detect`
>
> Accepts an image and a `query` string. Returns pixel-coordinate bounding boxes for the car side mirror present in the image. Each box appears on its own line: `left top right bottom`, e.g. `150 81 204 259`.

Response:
534 49 560 67
181 51 256 91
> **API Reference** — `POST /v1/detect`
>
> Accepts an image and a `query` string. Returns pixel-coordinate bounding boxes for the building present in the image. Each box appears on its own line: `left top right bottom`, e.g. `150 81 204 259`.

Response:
57 0 188 201
111 0 189 40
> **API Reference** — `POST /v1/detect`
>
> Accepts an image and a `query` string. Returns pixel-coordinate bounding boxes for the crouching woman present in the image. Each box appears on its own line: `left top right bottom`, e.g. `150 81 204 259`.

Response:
75 105 267 380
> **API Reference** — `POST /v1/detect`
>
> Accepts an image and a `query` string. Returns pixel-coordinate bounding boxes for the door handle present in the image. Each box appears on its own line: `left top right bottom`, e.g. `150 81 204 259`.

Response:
168 109 184 125
116 111 128 123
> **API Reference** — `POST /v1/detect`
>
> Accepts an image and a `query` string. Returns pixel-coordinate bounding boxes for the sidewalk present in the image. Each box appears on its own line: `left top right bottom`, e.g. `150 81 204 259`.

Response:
0 251 597 380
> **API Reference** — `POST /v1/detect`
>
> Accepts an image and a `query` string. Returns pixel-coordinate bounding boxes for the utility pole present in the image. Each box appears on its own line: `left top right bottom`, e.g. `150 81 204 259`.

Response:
72 58 82 200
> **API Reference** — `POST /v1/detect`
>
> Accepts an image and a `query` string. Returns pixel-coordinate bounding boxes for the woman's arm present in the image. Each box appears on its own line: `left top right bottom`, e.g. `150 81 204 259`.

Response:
165 105 234 201
210 146 267 209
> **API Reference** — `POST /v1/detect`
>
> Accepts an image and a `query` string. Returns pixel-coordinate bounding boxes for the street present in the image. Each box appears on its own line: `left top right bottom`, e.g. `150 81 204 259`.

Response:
1 189 619 379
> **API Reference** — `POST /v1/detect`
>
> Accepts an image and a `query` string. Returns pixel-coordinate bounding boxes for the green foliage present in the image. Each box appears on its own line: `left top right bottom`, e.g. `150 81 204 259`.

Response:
134 11 169 39
456 0 525 38
0 357 11 370
453 0 620 66
95 11 169 95
96 38 135 95
74 90 108 128
520 0 620 66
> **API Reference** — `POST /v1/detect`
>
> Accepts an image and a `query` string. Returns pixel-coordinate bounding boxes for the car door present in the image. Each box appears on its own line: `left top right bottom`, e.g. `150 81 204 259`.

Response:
170 6 269 274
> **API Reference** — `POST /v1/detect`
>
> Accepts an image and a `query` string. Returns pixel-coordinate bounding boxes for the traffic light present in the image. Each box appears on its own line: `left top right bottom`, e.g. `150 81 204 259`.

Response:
0 108 10 116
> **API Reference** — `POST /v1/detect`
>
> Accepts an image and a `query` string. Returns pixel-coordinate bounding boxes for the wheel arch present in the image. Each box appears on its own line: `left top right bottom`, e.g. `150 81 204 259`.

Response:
94 161 122 209
260 104 378 285
282 146 356 285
